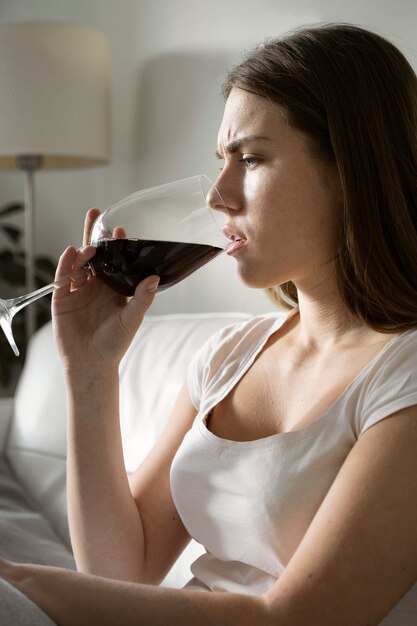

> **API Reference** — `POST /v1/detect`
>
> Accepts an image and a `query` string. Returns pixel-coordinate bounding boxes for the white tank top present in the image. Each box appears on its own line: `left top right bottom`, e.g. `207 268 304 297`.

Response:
170 313 417 624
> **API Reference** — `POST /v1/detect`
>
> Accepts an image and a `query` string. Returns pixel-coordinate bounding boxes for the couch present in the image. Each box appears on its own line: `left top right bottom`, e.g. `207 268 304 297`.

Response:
0 311 251 591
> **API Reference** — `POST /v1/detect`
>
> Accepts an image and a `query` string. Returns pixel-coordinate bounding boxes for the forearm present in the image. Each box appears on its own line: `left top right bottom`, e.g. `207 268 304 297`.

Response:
7 563 271 626
66 370 147 582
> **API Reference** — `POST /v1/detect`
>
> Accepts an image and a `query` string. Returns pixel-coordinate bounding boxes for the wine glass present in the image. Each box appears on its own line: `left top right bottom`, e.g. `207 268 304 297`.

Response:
0 174 227 356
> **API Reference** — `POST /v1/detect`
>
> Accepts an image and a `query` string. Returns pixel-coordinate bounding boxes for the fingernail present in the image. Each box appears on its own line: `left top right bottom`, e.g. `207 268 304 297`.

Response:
147 277 160 293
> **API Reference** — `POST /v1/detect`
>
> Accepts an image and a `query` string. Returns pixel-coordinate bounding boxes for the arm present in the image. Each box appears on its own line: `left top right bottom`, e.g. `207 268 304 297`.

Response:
1 561 269 626
54 210 195 583
67 378 196 584
2 405 417 625
262 404 417 624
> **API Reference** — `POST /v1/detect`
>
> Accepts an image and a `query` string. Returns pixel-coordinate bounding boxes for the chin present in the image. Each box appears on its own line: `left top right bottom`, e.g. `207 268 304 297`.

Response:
235 258 287 290
237 270 279 290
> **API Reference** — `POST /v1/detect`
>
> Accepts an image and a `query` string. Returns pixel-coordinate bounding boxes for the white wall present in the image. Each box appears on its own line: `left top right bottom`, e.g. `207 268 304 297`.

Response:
1 0 417 314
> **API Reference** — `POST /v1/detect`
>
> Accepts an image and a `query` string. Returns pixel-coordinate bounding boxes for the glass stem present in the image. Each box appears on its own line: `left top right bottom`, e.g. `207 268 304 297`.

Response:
9 267 89 315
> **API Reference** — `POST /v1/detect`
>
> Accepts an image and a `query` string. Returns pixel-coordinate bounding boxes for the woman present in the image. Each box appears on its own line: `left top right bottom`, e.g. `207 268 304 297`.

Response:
2 22 417 626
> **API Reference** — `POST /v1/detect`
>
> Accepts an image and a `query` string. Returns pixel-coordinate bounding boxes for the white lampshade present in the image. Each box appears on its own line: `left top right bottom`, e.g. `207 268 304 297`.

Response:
0 21 111 169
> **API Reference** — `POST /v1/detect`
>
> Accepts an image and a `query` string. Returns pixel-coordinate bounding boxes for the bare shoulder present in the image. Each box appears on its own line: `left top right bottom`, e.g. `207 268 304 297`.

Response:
263 405 417 625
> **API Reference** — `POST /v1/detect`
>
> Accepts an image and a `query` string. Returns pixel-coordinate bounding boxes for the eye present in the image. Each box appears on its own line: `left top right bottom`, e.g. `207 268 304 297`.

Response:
240 156 260 168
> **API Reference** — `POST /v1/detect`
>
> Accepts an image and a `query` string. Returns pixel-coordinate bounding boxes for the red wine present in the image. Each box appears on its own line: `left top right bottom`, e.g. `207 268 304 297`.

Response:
89 238 223 296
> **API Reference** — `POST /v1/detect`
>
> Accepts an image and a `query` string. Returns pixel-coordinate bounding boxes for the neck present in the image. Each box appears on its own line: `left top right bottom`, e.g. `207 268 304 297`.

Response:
291 276 383 352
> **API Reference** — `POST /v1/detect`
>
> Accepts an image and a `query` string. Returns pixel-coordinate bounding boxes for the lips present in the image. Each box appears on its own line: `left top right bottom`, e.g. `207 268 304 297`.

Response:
221 225 247 255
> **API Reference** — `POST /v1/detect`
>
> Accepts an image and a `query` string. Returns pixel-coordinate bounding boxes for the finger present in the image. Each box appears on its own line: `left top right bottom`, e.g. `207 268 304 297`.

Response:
54 246 77 297
72 245 97 288
119 275 160 336
113 225 127 239
75 245 96 267
83 208 101 247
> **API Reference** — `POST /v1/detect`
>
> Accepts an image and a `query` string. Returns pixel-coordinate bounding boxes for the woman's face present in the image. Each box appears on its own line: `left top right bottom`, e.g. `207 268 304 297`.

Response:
211 87 341 292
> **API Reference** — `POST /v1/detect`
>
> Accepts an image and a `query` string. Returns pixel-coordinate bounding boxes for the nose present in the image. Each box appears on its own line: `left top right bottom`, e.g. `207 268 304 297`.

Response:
206 180 228 215
207 168 240 215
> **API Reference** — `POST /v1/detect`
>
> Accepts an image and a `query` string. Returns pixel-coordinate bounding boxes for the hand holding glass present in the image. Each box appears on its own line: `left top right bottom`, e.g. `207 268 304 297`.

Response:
0 175 227 356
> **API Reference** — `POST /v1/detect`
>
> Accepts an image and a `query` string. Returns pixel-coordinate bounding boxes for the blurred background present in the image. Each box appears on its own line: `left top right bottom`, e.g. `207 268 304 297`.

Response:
0 0 416 339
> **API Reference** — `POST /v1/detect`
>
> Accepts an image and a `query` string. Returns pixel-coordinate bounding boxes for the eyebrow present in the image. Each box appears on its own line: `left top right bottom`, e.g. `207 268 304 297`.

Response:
215 135 270 159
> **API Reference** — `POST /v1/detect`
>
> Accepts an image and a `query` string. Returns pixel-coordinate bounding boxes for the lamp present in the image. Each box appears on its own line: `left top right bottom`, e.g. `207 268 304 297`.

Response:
0 21 111 341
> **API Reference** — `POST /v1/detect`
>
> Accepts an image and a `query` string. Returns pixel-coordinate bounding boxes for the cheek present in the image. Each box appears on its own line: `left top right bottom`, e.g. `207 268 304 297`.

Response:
244 172 281 218
242 172 263 202
248 181 289 239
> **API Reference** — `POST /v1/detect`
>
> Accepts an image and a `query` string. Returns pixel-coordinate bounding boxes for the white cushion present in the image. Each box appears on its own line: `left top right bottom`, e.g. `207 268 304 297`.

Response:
5 312 251 585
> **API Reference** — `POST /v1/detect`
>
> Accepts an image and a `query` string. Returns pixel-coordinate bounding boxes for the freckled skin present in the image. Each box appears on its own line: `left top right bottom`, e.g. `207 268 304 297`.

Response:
212 88 341 292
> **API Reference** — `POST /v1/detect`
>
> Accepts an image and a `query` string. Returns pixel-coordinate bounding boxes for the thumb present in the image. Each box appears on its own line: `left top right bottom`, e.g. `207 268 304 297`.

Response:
119 275 160 334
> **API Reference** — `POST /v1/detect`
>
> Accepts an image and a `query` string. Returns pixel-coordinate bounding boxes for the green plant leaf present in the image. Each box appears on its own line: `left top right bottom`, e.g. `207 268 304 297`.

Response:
0 250 13 263
0 224 21 244
0 202 24 218
35 256 56 282
0 318 26 387
0 202 56 377
0 252 26 285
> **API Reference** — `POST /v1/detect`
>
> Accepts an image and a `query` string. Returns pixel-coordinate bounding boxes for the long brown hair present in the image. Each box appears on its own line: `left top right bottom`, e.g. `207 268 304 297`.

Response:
223 23 417 332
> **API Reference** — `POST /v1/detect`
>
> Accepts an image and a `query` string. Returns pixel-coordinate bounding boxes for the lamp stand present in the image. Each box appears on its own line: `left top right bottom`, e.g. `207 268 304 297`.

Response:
17 155 43 344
